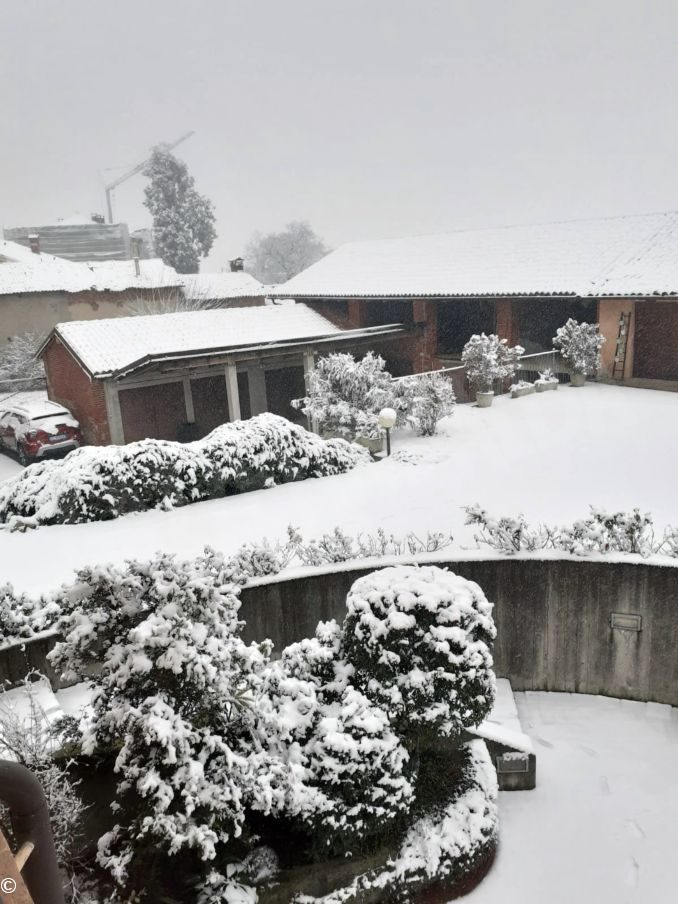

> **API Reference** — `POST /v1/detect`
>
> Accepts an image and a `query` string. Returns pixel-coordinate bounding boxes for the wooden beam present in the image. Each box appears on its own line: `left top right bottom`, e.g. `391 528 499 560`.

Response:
0 830 33 903
182 377 195 422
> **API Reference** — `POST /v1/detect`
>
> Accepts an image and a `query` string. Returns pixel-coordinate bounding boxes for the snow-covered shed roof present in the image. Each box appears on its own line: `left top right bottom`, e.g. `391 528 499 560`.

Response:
47 303 348 377
0 240 182 295
181 271 269 301
274 211 678 299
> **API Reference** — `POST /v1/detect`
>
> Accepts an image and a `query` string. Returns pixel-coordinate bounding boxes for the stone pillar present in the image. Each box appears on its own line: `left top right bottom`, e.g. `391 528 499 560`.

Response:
247 367 268 416
103 381 125 445
224 361 241 421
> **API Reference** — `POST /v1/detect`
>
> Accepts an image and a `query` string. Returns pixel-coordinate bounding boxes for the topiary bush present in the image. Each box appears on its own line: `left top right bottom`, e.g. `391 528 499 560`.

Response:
461 333 524 394
342 565 497 749
553 318 605 377
0 414 368 529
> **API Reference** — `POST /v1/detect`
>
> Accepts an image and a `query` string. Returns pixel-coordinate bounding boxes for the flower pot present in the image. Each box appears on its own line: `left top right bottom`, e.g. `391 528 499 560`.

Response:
536 381 558 393
355 434 385 454
569 372 586 387
476 391 494 408
510 385 536 399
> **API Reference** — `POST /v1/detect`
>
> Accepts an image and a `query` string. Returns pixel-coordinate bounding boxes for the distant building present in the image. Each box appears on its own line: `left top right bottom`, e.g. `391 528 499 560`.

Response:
274 210 678 388
0 240 182 347
39 304 406 444
4 216 132 262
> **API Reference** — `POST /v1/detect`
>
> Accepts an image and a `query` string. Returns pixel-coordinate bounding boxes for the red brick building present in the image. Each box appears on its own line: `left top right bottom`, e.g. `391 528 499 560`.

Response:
274 211 678 388
39 304 405 445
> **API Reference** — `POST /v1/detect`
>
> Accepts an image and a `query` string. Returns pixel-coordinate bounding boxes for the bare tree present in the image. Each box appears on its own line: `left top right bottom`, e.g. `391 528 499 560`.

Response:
0 333 45 393
245 220 329 284
123 285 223 316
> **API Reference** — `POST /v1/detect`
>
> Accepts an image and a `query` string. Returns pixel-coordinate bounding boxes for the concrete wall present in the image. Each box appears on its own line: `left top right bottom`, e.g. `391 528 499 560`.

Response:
238 557 678 706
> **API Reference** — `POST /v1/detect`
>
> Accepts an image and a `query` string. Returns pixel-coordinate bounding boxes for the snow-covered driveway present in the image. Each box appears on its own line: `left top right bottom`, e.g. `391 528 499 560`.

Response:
469 692 678 904
1 383 677 595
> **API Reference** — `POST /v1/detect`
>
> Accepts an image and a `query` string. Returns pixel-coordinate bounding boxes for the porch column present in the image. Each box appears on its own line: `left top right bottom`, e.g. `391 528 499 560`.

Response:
182 377 195 422
495 299 519 346
224 360 241 421
103 381 125 445
247 366 268 416
303 350 319 433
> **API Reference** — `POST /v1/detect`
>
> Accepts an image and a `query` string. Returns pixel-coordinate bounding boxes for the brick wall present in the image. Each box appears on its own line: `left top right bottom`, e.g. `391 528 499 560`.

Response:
42 337 111 445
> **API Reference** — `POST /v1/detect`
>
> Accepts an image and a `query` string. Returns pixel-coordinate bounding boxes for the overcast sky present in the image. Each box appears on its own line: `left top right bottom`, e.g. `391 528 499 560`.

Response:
1 0 677 269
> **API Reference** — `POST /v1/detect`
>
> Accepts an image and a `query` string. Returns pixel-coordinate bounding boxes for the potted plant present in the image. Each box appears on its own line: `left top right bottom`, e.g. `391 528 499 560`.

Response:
553 319 605 386
462 333 524 408
510 379 536 399
535 368 559 392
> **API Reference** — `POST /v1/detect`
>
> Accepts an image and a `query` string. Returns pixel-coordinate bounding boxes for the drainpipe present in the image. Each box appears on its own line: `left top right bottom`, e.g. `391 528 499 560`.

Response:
0 760 65 904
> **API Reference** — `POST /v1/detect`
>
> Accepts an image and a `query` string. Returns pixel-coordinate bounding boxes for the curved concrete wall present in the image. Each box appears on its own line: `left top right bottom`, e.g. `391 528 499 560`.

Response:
239 557 678 706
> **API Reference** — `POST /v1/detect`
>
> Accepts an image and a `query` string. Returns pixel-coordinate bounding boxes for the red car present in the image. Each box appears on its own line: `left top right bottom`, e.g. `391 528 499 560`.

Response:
0 397 84 465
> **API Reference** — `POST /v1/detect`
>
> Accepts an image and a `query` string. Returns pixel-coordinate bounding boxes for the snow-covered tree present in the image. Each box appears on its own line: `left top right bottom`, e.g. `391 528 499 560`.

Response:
461 334 524 393
396 372 456 435
143 146 216 274
49 550 270 898
0 332 45 392
253 620 414 857
342 565 496 749
245 221 329 284
124 285 221 316
553 318 605 377
293 351 398 441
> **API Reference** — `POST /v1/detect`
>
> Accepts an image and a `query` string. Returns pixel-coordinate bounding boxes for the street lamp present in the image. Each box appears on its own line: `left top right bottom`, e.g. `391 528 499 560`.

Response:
378 407 397 456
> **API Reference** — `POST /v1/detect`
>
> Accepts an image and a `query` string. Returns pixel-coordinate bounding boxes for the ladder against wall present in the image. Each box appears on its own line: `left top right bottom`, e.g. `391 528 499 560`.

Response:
612 311 632 380
0 830 33 902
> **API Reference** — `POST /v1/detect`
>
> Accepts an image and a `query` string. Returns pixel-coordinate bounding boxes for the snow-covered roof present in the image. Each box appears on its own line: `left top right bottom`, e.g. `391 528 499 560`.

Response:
181 271 269 301
49 303 344 377
274 211 678 299
0 240 182 295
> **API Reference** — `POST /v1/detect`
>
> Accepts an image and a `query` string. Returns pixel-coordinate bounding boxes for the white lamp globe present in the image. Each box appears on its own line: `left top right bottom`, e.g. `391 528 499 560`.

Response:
378 407 397 430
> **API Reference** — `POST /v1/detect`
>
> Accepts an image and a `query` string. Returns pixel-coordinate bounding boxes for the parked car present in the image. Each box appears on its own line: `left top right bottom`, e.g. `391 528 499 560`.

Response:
0 397 84 465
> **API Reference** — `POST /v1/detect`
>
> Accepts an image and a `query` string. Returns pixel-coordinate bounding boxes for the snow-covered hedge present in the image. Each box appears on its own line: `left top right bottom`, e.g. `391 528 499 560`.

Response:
342 565 496 746
0 414 368 529
465 504 678 558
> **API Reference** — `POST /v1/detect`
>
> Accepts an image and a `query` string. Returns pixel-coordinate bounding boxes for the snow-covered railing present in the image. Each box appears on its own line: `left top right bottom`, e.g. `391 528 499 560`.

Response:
393 349 569 401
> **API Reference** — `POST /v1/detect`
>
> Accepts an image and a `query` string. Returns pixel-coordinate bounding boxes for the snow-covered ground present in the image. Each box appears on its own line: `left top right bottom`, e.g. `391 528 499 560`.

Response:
0 453 21 483
1 383 677 594
470 692 678 904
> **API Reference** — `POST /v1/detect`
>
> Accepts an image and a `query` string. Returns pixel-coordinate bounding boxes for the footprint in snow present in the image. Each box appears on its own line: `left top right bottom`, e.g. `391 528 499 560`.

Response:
535 736 554 749
625 819 646 840
600 776 612 795
623 856 640 888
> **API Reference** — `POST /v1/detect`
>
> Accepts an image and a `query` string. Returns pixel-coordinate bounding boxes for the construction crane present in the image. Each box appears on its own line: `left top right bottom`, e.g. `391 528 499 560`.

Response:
103 131 195 223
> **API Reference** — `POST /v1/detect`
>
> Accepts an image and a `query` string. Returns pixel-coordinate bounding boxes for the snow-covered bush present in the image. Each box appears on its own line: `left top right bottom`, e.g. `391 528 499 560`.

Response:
292 351 397 441
342 565 496 748
558 507 655 557
0 584 60 644
461 333 524 393
464 504 552 553
0 414 368 529
553 318 605 377
395 372 456 436
253 621 414 858
49 549 271 898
